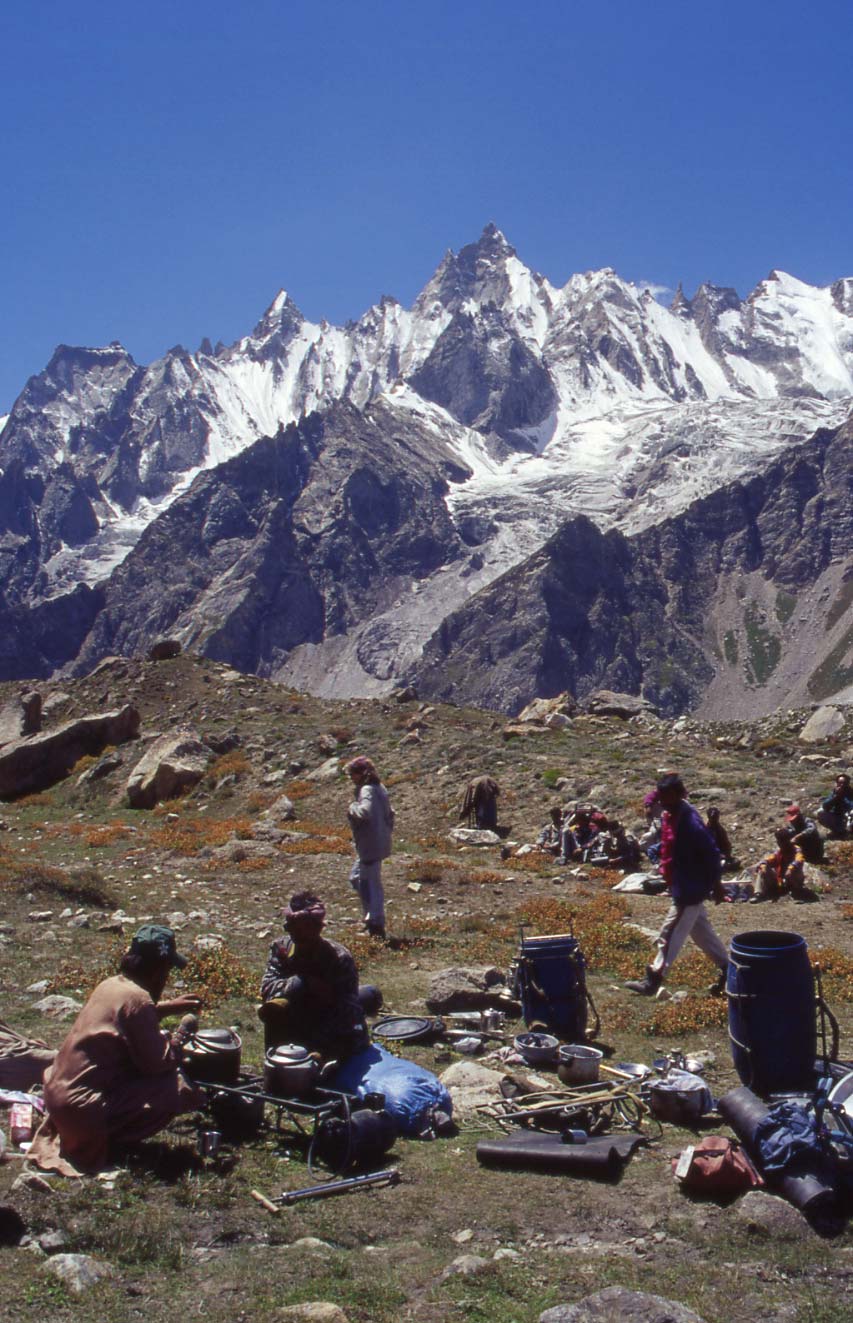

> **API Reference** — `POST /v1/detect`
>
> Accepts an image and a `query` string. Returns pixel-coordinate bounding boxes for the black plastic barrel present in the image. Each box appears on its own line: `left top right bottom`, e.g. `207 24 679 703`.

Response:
728 930 815 1096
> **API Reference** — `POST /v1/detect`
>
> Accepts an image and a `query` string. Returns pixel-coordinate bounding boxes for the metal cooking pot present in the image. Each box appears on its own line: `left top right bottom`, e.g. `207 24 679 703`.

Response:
182 1029 242 1085
557 1044 603 1086
264 1044 321 1098
210 1088 265 1138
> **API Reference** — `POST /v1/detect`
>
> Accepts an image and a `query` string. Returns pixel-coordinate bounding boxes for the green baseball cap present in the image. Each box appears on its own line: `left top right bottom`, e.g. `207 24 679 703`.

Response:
130 924 187 968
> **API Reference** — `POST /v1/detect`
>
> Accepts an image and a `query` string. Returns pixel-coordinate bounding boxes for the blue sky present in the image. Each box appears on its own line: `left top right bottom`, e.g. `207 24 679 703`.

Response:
1 0 851 409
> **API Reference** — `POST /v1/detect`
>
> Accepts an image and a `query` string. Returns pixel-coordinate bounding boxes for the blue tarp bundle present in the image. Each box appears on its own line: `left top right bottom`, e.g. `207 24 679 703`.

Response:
329 1044 452 1136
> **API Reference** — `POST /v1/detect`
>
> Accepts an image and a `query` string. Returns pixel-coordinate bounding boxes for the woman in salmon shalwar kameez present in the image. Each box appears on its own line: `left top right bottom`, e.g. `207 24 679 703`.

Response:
29 925 204 1175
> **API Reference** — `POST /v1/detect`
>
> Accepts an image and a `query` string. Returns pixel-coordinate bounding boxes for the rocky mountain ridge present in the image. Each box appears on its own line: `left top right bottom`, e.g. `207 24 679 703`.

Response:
1 226 852 711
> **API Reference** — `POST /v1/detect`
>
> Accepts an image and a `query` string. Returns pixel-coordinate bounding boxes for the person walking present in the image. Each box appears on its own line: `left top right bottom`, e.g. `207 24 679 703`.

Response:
346 756 395 939
625 773 729 997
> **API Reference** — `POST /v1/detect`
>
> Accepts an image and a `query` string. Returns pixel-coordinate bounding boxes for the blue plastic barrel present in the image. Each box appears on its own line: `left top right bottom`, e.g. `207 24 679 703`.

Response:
519 934 588 1041
727 929 816 1096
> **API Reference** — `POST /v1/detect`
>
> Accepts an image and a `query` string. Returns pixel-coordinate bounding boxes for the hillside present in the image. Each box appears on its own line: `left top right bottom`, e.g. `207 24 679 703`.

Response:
1 655 853 1321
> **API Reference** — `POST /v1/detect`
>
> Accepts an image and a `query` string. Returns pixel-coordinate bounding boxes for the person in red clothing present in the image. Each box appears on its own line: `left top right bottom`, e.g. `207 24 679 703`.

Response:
625 774 728 997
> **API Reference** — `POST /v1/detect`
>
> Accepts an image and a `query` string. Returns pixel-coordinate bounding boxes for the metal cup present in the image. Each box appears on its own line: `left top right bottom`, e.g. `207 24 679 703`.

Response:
199 1129 222 1158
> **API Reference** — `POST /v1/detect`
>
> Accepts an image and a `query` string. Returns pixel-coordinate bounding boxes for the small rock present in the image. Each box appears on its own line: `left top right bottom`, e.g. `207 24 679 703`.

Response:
443 1254 491 1278
540 1287 707 1322
27 911 54 923
452 1228 474 1244
304 757 342 783
448 828 501 847
32 995 82 1019
38 1229 70 1254
277 1304 350 1322
11 1172 55 1195
493 1247 522 1261
290 1237 333 1250
26 980 50 994
41 1253 116 1294
736 1190 812 1239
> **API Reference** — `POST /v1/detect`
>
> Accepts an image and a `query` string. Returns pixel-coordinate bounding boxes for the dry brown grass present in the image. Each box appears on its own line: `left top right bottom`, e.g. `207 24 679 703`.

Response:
85 820 133 848
205 750 252 785
148 815 254 855
286 779 316 800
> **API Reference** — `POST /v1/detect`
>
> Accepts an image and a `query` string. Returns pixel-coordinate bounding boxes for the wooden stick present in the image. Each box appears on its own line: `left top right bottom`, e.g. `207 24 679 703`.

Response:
250 1188 281 1215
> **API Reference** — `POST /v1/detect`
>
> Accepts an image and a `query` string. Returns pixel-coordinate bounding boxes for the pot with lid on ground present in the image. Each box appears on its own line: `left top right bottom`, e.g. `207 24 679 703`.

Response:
182 1029 242 1086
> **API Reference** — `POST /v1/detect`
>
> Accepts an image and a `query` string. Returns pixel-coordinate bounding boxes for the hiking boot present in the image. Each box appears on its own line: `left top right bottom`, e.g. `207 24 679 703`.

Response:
624 966 663 996
707 968 727 997
366 923 387 940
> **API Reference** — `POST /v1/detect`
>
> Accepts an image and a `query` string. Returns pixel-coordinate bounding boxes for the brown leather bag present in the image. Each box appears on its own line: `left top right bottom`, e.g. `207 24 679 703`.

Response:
672 1135 764 1196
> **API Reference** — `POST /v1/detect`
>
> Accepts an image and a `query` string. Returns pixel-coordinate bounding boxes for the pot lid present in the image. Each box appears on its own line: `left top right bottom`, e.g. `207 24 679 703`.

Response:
267 1043 311 1063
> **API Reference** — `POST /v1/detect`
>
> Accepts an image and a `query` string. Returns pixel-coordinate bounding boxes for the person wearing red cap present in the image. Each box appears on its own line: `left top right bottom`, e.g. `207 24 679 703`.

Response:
258 892 369 1060
346 756 395 939
783 804 824 864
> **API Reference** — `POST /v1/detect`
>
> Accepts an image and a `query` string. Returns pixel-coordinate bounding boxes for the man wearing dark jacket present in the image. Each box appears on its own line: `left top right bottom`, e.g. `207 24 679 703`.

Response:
625 774 729 997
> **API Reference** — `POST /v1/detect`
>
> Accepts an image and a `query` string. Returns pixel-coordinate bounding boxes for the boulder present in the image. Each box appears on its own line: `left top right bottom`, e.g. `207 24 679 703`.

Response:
304 757 342 783
438 1061 509 1117
517 692 577 723
41 1253 116 1294
32 995 82 1019
265 793 296 822
203 730 241 755
544 712 572 730
77 750 124 786
147 639 182 661
448 828 501 847
126 731 214 808
426 966 508 1013
392 685 418 703
0 691 42 747
735 1190 812 1239
540 1288 706 1323
584 691 656 720
800 707 845 742
0 705 140 800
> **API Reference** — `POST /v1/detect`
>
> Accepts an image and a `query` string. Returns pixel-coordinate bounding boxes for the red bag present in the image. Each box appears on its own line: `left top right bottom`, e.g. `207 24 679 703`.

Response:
672 1136 764 1197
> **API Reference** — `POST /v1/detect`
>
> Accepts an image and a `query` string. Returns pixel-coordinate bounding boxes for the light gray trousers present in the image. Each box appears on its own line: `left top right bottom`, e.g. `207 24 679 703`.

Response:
651 901 728 977
349 858 385 927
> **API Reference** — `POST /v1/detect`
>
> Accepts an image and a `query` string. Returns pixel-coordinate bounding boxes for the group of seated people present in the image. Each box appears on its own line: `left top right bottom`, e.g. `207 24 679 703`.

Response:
536 804 642 870
27 893 371 1176
533 772 851 899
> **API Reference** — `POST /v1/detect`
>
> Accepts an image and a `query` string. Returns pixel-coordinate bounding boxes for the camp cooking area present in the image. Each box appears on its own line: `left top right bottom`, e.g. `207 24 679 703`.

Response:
2 653 853 1323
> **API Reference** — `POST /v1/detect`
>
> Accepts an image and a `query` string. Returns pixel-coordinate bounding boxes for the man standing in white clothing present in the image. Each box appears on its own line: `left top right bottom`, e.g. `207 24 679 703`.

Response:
346 756 395 940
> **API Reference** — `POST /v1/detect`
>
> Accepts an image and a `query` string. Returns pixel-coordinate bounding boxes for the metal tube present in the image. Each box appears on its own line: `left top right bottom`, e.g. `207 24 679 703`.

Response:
276 1169 401 1204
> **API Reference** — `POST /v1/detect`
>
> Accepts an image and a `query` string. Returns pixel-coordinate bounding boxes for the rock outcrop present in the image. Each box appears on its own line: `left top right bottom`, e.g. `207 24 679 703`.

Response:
126 731 215 808
0 704 140 799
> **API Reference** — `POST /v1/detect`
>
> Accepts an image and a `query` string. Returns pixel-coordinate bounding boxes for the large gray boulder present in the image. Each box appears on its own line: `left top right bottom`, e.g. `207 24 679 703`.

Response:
735 1190 812 1238
426 966 510 1014
540 1288 706 1323
126 731 214 808
0 704 139 799
584 690 656 720
799 706 845 742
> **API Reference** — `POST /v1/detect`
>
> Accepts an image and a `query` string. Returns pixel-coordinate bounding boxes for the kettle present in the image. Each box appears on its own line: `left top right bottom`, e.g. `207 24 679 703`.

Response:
264 1043 321 1098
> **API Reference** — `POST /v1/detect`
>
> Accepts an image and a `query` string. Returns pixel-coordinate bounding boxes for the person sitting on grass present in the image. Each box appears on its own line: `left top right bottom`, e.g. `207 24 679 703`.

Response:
595 820 642 871
258 891 369 1063
750 829 816 904
783 803 824 864
817 774 853 839
537 806 564 855
29 925 204 1176
706 806 739 871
